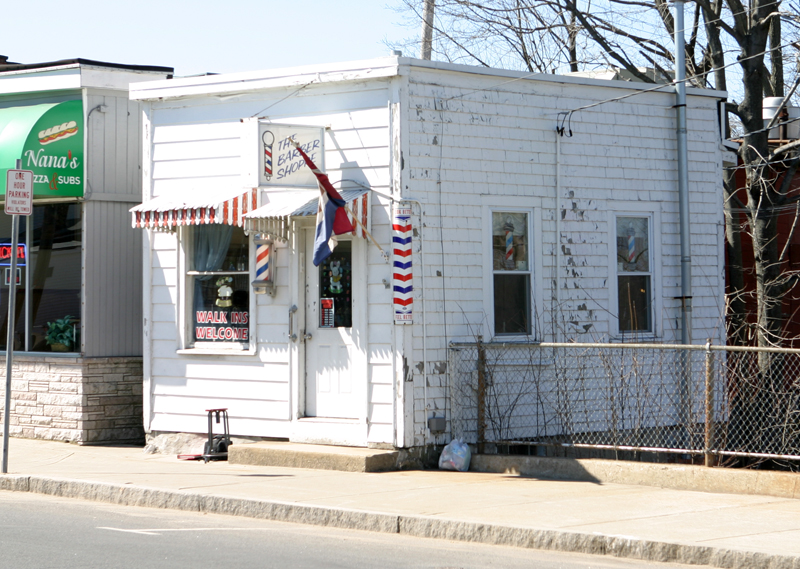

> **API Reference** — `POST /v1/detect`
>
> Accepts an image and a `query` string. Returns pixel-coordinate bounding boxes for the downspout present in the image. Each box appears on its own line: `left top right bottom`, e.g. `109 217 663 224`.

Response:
675 0 693 442
555 131 562 342
401 198 428 443
675 0 692 344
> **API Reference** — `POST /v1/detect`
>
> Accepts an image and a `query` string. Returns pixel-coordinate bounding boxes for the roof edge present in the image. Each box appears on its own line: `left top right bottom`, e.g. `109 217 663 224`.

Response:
0 58 174 75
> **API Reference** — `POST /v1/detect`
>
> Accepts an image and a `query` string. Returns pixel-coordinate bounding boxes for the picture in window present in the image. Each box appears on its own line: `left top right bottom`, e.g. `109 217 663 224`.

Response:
616 216 651 333
492 212 531 335
189 225 249 345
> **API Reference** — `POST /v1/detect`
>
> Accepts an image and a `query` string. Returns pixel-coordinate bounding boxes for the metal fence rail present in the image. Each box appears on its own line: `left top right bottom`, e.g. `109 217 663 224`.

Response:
448 340 800 465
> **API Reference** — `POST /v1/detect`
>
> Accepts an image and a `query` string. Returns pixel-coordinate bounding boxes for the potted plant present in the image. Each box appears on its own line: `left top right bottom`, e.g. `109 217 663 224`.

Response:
46 316 75 352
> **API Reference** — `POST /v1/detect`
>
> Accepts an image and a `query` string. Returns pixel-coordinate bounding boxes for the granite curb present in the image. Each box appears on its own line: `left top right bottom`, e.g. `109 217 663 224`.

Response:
2 474 799 569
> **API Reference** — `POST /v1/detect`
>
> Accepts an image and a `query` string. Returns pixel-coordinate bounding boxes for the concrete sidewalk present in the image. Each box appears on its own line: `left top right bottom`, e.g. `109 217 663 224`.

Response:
1 438 799 569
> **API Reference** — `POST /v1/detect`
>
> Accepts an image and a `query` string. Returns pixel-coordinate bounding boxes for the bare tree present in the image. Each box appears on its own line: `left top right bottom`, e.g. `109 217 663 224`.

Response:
391 0 800 350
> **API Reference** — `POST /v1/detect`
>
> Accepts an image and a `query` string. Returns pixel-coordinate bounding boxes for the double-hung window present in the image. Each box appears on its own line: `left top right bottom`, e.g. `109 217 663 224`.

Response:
615 215 653 334
492 211 531 336
185 224 250 349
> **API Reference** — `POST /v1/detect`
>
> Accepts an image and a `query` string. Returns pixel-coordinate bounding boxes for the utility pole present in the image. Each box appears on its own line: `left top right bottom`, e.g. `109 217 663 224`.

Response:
421 0 435 60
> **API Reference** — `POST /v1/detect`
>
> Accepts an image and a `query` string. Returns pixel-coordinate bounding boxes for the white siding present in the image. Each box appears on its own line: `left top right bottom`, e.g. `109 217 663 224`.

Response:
401 67 724 446
143 80 396 441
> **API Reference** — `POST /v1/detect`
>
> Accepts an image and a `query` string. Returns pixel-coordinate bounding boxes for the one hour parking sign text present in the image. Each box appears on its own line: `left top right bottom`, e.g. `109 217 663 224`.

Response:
5 169 34 216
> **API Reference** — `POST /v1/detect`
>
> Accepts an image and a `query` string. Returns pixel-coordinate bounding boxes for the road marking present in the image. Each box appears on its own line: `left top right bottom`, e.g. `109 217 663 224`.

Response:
98 527 278 535
98 527 161 536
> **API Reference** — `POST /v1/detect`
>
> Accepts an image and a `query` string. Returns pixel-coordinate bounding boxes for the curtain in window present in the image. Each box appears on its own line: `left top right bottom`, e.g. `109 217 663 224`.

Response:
193 225 233 314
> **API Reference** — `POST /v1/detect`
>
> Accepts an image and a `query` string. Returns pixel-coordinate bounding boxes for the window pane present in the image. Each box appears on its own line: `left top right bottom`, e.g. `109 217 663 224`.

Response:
616 217 649 272
190 225 250 345
0 213 26 351
492 212 528 271
29 204 83 352
618 275 651 332
319 241 352 328
192 274 250 343
494 273 530 335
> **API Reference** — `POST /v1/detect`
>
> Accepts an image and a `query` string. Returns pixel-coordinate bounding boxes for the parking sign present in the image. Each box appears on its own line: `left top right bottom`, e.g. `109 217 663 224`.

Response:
5 169 33 215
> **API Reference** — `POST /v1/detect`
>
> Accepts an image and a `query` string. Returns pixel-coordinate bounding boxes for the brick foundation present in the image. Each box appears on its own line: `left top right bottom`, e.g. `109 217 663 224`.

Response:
0 355 143 444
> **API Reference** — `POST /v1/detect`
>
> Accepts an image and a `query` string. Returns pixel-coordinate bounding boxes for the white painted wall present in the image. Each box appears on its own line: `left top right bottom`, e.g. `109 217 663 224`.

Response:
400 64 725 446
140 79 397 441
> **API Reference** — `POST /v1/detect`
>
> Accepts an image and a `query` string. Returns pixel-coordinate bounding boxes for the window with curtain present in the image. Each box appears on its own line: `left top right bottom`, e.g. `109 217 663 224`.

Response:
187 225 250 348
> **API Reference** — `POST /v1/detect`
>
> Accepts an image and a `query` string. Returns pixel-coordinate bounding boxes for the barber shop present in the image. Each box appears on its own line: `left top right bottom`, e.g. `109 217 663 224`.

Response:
130 55 726 450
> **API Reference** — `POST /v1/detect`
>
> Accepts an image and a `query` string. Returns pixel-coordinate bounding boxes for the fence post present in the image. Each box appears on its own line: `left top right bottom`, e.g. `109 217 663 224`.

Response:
704 340 715 467
477 335 486 454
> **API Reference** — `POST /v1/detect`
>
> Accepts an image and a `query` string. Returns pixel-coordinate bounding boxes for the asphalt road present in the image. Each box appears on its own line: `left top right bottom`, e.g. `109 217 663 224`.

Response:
0 492 699 569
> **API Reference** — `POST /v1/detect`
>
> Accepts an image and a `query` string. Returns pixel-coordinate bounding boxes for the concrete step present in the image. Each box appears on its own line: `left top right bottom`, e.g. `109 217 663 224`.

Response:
228 441 400 472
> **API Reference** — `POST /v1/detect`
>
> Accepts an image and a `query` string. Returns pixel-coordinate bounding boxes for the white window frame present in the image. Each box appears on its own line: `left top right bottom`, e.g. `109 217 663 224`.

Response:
482 200 543 342
608 208 662 340
176 225 256 355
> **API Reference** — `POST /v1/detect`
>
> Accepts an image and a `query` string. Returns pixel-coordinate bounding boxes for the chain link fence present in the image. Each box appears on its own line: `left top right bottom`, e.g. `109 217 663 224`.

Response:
448 341 800 466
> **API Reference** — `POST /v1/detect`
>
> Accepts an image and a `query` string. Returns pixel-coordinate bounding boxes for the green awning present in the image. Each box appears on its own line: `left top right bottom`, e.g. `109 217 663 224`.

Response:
0 100 84 198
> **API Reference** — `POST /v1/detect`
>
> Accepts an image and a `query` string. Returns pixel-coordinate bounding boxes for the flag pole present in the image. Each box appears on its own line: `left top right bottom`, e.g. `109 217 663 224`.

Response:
289 138 388 261
342 203 388 261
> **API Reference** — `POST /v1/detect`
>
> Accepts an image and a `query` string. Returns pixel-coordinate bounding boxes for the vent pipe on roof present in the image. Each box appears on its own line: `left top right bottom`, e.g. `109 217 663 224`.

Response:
421 0 435 60
763 97 800 140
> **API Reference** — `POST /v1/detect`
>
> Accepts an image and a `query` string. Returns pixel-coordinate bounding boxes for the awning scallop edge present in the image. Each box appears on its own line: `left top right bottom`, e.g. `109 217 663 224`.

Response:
130 188 258 230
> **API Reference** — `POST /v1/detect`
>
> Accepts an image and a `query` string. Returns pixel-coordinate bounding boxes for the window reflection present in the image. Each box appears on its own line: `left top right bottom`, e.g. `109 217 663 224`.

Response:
0 203 82 352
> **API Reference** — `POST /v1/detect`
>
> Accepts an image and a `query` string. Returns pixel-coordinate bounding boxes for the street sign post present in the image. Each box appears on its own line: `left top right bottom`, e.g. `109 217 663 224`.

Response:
3 166 33 474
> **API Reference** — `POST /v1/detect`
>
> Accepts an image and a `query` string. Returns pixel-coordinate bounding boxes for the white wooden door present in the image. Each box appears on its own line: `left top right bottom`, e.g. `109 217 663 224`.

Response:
304 232 359 418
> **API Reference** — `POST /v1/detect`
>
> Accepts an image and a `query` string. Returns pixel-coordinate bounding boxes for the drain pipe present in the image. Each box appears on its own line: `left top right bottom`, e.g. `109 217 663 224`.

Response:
675 0 692 344
675 0 693 441
401 198 428 442
555 131 562 342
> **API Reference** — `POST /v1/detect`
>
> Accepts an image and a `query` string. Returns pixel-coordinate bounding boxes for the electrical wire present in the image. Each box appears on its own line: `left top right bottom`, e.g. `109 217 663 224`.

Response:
428 8 797 125
250 80 315 118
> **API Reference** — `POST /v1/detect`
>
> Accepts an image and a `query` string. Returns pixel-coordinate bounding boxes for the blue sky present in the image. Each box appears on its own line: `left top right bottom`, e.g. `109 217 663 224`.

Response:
3 0 413 77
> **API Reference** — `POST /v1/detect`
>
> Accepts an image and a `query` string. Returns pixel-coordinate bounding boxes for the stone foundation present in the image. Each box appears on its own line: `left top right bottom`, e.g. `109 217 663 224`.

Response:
0 355 144 444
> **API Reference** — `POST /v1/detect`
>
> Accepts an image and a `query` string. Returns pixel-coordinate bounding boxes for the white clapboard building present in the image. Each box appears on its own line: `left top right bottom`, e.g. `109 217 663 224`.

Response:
129 55 726 449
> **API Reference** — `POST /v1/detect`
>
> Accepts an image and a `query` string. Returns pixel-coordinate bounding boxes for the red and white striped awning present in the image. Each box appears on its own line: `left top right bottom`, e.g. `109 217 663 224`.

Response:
130 188 258 230
244 188 370 243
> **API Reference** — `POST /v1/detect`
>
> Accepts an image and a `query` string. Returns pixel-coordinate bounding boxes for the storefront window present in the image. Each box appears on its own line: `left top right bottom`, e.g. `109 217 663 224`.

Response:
188 225 250 347
0 203 82 352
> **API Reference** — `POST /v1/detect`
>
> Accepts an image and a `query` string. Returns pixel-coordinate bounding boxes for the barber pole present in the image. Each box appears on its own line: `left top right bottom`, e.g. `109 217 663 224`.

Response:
503 217 514 270
393 204 413 324
627 225 636 263
255 235 271 283
262 130 275 181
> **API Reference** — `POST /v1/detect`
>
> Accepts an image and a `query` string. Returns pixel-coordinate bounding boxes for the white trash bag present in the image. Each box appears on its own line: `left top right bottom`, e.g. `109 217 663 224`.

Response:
438 438 471 472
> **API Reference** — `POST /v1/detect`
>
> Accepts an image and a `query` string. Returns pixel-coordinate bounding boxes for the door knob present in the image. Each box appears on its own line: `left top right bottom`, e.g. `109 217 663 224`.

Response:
304 333 313 341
